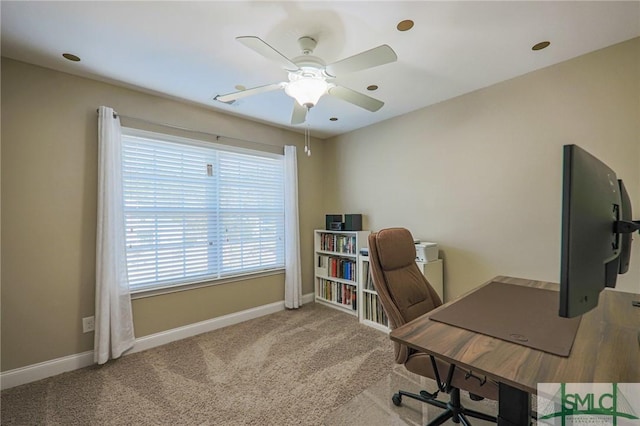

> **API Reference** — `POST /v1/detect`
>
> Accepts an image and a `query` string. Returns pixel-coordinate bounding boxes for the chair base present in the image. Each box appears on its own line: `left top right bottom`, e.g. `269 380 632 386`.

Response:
392 388 497 426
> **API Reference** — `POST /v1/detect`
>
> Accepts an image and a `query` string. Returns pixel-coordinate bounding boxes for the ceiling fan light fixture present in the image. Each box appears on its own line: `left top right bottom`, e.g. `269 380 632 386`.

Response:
284 75 328 108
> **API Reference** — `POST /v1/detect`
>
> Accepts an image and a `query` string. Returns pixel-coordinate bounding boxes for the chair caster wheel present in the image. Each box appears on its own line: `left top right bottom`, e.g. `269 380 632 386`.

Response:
392 393 402 406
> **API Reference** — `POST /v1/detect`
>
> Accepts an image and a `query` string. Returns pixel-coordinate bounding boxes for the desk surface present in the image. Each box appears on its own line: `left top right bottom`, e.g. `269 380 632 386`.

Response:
390 276 640 395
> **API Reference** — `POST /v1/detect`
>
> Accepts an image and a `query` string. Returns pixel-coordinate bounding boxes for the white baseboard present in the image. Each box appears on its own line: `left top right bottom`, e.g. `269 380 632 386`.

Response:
0 350 96 391
301 292 315 305
0 293 315 390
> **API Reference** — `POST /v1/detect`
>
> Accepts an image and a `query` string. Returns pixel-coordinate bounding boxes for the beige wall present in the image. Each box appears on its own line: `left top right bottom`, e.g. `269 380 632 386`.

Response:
325 38 640 300
1 58 326 371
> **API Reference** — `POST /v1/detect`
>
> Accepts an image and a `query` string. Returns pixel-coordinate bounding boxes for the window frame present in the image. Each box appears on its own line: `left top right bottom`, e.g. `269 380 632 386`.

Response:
120 127 286 297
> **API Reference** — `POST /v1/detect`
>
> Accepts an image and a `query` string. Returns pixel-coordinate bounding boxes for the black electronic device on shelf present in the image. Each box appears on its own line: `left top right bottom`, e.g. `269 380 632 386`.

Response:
344 214 362 231
325 214 343 231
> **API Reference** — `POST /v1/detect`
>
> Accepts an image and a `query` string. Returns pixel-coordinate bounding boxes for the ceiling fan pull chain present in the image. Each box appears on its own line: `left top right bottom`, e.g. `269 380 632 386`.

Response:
304 126 308 153
306 125 311 156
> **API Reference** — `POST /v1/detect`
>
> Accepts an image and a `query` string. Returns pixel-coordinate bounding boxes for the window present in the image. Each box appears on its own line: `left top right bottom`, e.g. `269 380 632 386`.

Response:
121 128 285 292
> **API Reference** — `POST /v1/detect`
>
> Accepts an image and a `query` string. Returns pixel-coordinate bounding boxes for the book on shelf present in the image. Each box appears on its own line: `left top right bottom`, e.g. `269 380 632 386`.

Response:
319 233 358 255
325 257 357 281
317 278 357 311
317 255 357 282
362 261 375 290
376 298 387 325
364 292 388 326
316 254 328 277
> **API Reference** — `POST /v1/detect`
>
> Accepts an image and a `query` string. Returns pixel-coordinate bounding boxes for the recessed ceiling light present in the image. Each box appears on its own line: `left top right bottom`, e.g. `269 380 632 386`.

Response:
329 117 338 121
62 53 81 62
532 41 551 51
235 84 246 91
366 85 379 91
397 19 414 32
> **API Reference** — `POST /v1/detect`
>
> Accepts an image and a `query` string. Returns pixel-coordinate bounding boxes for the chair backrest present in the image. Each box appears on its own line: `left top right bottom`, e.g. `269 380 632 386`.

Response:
368 228 442 364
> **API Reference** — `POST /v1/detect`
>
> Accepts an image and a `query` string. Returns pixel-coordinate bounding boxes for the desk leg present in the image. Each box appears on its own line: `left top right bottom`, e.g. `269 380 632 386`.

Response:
498 383 531 426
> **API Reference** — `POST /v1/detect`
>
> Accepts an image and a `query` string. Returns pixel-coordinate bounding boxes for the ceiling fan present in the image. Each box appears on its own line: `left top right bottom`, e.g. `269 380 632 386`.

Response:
214 36 398 125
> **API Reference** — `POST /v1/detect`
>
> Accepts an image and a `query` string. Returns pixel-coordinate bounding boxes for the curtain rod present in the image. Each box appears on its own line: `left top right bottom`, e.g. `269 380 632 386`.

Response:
95 108 281 150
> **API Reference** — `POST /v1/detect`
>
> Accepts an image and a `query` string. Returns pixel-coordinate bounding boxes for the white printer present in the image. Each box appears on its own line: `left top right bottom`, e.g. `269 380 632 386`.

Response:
415 241 439 262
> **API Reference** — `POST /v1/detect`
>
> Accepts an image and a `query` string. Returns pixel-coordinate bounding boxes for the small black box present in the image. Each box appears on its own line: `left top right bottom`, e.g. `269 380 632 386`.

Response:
325 214 343 230
344 214 362 231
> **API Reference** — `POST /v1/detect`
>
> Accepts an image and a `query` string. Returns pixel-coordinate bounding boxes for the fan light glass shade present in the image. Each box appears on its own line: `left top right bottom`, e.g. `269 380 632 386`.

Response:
284 77 328 108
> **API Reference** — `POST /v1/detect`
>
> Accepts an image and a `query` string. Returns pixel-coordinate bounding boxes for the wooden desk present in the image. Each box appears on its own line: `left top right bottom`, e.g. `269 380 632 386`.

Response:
390 276 640 425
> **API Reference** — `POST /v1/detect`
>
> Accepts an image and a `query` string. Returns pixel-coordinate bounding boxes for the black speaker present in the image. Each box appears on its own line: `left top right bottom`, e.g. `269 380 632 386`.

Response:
344 214 362 231
325 214 343 230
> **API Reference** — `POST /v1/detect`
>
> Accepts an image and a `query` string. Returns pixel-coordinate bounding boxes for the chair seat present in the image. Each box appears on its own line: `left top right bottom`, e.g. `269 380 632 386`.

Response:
405 352 499 400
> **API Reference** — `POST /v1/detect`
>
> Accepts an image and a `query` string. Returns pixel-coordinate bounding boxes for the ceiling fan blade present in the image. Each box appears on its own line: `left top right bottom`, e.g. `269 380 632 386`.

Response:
324 45 397 77
236 36 299 71
291 101 308 125
328 85 384 112
215 82 284 103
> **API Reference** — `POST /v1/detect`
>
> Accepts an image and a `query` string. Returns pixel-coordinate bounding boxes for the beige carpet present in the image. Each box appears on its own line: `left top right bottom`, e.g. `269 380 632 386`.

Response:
1 303 398 425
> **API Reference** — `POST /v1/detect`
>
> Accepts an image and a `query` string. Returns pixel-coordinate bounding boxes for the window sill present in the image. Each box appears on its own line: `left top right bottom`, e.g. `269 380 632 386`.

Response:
130 268 285 300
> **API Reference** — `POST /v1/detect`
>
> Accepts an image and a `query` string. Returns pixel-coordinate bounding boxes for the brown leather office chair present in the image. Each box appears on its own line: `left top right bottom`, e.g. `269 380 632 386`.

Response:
368 228 498 425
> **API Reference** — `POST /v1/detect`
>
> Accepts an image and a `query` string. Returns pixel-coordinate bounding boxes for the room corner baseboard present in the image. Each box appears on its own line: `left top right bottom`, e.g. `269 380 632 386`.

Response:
0 350 96 391
1 293 315 390
301 292 315 305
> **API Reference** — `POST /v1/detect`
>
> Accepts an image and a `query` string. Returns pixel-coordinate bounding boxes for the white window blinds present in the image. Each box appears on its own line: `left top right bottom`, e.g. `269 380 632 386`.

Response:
121 129 285 292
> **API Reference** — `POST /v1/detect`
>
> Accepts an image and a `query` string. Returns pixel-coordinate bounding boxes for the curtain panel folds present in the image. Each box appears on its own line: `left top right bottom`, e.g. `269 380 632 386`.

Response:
95 106 135 364
284 145 302 308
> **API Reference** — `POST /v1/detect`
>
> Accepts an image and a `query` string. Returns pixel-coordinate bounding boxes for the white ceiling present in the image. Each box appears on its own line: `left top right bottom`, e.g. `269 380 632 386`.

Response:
2 1 639 139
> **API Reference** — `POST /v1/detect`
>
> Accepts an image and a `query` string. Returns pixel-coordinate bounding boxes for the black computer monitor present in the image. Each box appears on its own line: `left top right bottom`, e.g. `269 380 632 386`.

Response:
559 144 639 318
617 179 633 275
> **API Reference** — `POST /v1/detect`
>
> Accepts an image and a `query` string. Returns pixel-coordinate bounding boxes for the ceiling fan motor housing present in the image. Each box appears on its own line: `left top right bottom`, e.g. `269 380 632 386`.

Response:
298 36 317 55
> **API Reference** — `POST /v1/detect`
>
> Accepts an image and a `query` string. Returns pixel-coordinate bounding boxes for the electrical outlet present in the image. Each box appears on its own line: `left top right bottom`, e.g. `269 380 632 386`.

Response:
82 316 95 333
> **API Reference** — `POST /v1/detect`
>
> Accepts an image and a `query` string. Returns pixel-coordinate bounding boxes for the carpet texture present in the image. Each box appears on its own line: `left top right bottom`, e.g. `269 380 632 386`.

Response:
1 303 396 425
